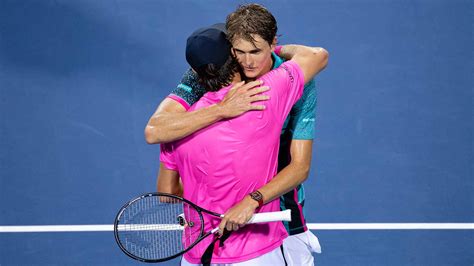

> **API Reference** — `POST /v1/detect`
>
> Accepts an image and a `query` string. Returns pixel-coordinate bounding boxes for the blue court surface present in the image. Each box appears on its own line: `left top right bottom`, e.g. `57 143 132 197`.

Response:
1 0 473 265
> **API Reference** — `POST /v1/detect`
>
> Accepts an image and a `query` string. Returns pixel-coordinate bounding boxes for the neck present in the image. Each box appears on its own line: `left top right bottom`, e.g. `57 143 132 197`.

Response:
262 55 275 76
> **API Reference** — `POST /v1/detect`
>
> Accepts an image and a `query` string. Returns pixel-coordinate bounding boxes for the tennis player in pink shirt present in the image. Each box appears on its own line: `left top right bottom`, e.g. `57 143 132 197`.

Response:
159 23 327 265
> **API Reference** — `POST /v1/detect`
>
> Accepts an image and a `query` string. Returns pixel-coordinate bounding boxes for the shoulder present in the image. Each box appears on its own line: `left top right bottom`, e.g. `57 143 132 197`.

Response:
180 69 199 88
169 69 206 109
261 61 304 86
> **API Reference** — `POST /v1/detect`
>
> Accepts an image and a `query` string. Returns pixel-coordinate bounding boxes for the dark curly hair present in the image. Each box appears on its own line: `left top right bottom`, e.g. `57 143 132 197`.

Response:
194 56 240 92
226 3 278 46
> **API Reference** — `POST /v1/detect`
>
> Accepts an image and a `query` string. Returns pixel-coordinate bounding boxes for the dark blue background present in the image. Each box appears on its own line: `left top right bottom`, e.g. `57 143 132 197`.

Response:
1 0 472 265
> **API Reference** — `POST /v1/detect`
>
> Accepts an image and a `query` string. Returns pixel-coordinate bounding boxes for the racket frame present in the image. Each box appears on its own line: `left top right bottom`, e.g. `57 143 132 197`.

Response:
114 192 221 263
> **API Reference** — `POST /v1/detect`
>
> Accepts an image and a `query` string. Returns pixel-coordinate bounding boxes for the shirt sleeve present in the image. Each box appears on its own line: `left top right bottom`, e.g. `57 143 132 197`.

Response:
167 69 206 110
160 144 178 170
289 79 317 140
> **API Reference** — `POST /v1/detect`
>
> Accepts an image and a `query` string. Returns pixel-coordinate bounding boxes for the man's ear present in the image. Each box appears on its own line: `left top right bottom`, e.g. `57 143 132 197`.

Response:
231 47 236 57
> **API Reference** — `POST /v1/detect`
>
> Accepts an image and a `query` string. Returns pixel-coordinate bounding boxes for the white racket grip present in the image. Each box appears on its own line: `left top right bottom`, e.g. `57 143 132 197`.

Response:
247 209 291 224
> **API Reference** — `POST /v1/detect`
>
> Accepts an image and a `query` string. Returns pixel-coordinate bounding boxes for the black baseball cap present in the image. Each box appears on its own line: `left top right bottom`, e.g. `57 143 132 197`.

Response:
185 23 231 70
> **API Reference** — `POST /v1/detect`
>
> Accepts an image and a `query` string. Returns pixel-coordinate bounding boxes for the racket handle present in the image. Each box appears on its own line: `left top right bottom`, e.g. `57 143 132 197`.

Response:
247 209 291 224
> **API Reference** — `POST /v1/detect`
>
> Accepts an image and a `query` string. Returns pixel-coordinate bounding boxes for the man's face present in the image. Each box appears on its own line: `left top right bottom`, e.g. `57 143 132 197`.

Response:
231 34 275 79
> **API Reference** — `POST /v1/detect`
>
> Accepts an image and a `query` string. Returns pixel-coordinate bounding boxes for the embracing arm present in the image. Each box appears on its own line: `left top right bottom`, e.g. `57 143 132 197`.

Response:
144 80 270 144
278 44 329 84
145 98 224 144
258 140 312 203
218 140 312 234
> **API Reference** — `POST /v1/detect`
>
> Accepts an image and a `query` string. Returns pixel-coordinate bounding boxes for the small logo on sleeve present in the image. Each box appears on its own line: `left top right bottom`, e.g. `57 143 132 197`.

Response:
177 83 193 92
281 65 294 83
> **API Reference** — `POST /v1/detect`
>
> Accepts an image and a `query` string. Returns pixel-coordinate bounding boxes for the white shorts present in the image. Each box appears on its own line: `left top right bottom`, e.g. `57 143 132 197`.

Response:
181 245 290 266
283 230 322 266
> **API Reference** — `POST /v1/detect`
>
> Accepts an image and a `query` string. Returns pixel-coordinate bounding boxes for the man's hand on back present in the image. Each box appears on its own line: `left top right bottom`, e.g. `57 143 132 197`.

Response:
217 80 270 119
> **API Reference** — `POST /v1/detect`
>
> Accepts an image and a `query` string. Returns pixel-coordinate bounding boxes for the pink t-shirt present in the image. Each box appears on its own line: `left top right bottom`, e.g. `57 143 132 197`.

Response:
160 60 304 264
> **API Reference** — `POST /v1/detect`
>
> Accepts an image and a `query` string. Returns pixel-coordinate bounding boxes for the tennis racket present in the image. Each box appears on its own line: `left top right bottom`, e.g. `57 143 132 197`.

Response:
114 192 291 263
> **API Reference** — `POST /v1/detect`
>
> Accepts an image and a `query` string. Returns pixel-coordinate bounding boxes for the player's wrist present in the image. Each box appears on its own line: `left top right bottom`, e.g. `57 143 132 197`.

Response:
248 190 264 208
213 103 229 119
245 195 260 209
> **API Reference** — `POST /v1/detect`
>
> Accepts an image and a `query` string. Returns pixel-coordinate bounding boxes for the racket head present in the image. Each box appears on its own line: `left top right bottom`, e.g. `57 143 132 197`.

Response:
114 193 207 263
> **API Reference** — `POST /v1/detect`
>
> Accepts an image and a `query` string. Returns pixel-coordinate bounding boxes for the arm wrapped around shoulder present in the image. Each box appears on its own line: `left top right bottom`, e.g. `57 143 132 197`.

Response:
279 45 329 84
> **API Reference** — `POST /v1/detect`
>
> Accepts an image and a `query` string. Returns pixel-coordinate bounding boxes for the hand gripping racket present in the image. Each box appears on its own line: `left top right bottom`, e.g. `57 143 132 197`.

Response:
114 192 291 263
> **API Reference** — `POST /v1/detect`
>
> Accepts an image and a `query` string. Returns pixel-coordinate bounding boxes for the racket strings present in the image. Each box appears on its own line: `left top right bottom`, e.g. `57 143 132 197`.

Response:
116 195 201 260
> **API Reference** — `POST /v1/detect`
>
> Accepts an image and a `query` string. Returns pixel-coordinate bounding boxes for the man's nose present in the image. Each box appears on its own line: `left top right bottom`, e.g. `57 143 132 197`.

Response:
244 54 253 66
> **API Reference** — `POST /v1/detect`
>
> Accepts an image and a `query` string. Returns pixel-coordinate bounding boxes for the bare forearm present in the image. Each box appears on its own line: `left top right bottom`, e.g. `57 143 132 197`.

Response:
258 139 313 204
218 140 312 233
279 45 322 60
278 44 299 60
218 160 310 234
157 177 182 195
258 161 310 204
145 103 224 144
157 164 182 196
